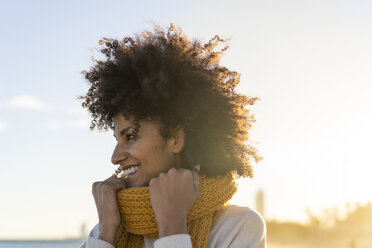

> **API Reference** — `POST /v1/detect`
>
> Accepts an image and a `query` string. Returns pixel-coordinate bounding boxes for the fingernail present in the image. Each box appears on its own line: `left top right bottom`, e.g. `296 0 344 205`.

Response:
193 164 200 173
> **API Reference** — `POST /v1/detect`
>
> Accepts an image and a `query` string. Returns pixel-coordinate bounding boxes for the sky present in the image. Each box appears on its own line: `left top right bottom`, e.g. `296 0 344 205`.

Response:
0 0 372 239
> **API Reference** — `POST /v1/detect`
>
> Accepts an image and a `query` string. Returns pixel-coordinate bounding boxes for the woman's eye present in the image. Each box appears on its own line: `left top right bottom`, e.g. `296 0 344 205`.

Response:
126 133 136 141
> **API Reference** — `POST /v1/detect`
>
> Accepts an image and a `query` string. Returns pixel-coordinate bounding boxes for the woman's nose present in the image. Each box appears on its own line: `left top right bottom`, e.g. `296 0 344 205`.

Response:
111 143 130 165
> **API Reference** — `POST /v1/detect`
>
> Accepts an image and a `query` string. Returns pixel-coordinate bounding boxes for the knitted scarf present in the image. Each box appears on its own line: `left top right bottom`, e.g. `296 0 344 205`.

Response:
113 172 238 248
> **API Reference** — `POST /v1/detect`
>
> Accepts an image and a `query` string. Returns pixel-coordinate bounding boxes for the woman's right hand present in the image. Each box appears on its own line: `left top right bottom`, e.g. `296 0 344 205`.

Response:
92 175 126 245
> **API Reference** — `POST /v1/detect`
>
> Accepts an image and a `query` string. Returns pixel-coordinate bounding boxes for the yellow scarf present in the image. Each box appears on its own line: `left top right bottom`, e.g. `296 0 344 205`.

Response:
113 172 238 248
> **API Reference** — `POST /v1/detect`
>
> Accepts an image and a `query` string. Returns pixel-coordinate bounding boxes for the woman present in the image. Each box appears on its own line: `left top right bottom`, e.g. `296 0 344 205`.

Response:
79 23 266 248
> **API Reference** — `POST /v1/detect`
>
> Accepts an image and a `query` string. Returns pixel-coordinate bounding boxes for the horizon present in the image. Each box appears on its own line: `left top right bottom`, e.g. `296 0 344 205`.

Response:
1 199 370 240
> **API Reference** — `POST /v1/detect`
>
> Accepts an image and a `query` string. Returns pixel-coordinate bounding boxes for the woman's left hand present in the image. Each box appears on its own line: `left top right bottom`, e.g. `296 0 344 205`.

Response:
149 164 200 237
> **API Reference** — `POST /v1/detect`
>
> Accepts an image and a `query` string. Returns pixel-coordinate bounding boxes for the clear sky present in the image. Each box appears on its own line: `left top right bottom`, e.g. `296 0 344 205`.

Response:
1 0 371 239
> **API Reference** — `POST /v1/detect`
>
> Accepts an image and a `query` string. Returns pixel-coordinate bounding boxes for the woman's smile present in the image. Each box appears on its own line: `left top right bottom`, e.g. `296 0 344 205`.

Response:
125 165 141 179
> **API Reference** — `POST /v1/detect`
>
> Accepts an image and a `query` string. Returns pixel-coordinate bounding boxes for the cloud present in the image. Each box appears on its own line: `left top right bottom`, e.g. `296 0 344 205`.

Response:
0 95 92 131
8 95 47 110
0 121 8 132
58 105 89 117
75 118 91 129
45 120 64 130
1 95 89 115
45 118 91 130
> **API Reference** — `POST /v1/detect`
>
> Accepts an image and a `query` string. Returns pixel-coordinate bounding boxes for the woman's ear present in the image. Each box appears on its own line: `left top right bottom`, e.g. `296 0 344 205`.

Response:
170 125 185 154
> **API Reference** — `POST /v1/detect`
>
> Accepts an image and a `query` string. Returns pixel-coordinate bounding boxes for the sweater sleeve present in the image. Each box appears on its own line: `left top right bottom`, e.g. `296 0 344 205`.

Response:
236 209 266 248
79 223 115 248
207 205 267 248
239 212 266 248
154 234 192 248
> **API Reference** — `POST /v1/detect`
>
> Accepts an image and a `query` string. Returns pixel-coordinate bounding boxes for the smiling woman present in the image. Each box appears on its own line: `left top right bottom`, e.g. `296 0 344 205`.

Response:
78 23 265 248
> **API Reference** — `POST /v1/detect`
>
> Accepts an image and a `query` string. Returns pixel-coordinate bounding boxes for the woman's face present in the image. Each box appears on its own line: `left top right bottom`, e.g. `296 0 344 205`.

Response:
111 113 182 188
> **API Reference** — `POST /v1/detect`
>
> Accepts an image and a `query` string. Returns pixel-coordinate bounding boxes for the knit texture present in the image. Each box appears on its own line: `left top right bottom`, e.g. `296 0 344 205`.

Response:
113 172 238 248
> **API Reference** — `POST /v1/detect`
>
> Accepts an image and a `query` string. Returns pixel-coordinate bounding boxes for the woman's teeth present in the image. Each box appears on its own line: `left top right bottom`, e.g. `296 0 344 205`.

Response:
122 165 141 176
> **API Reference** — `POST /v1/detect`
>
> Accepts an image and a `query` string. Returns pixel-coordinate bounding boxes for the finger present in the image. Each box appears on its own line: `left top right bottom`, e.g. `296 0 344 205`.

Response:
105 174 121 182
92 181 101 195
192 164 200 193
92 181 103 222
104 175 126 190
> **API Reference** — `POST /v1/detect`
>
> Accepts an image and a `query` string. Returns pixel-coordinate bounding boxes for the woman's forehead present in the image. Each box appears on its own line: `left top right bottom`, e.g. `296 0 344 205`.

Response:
113 113 133 124
112 113 161 133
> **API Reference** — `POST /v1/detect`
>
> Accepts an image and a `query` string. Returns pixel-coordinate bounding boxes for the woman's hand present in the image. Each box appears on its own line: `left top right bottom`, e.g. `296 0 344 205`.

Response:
149 165 200 238
92 175 126 244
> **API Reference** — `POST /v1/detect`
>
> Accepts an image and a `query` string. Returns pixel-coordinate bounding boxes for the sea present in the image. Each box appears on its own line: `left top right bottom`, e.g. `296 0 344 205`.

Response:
0 240 83 248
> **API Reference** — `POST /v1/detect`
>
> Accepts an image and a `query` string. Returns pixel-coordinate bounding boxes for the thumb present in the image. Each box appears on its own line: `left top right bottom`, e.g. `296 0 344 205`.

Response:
192 164 200 193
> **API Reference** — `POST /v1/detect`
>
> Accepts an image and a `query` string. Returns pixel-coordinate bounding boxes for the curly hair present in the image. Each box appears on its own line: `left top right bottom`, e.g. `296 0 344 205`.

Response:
79 23 263 178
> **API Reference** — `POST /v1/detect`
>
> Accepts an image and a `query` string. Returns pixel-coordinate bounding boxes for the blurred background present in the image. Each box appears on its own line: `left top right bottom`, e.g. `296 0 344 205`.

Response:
0 0 371 247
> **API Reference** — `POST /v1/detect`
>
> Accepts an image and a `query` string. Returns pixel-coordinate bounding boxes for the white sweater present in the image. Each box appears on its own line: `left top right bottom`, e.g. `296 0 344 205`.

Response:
79 205 267 248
